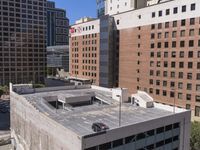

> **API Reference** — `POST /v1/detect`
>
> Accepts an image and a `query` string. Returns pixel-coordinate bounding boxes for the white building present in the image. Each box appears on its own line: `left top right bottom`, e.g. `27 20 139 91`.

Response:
105 0 147 15
10 84 191 150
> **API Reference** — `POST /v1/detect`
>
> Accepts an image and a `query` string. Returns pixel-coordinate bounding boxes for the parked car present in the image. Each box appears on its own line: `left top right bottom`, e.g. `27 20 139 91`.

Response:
92 122 109 132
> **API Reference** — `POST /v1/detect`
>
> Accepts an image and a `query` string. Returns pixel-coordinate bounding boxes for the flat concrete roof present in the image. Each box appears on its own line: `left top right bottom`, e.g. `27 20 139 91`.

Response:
20 87 179 137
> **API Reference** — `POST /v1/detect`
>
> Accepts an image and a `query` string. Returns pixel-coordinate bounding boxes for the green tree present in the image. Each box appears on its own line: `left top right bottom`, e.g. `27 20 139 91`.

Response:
33 84 45 88
191 121 200 150
0 86 4 98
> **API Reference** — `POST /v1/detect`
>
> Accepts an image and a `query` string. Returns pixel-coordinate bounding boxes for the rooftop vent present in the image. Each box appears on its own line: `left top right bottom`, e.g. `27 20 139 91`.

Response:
131 91 154 108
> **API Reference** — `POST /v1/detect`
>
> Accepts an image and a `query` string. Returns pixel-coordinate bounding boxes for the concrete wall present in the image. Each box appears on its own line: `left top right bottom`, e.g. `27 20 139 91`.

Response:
82 111 191 150
10 91 82 150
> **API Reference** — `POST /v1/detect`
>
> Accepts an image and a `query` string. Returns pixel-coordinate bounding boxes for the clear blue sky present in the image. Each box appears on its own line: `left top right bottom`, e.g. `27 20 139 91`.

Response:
51 0 97 25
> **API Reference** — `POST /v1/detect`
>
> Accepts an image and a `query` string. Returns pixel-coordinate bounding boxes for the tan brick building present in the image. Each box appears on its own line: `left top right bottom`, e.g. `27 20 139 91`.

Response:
70 19 100 85
70 0 200 119
115 0 200 120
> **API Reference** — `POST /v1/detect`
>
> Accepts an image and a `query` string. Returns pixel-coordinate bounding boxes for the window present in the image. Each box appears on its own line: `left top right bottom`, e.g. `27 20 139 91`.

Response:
159 11 162 17
151 33 155 39
151 24 155 29
180 30 185 37
195 106 200 117
99 143 111 150
151 43 154 48
157 42 161 48
179 72 184 79
191 3 196 11
164 52 168 58
158 23 162 29
196 85 200 92
173 7 178 14
171 72 175 78
172 31 177 38
182 5 186 12
178 82 183 89
171 51 176 58
197 73 200 80
152 12 155 18
150 52 154 57
156 89 160 95
196 96 200 102
181 19 186 26
158 33 162 39
186 94 191 101
163 81 167 87
179 62 184 68
166 9 170 15
178 93 183 99
186 104 191 110
165 42 169 48
170 82 175 88
156 127 164 134
163 71 168 77
173 21 177 27
180 41 185 47
171 61 176 68
190 18 195 25
187 73 192 79
136 133 146 140
198 51 200 58
198 62 200 69
117 20 120 25
189 29 195 36
125 135 135 144
189 40 194 47
113 139 123 148
165 32 169 38
187 83 192 90
172 41 176 48
157 52 161 57
188 62 193 68
165 22 169 28
149 79 153 85
180 51 184 58
170 91 175 98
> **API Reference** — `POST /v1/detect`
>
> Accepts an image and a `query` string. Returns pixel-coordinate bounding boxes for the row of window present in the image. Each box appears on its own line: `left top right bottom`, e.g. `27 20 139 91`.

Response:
150 51 200 58
149 88 200 102
72 33 97 41
151 17 198 30
151 40 200 49
73 25 95 33
152 3 196 18
71 47 98 52
85 123 180 150
150 70 200 79
149 78 200 92
151 28 200 39
150 61 200 70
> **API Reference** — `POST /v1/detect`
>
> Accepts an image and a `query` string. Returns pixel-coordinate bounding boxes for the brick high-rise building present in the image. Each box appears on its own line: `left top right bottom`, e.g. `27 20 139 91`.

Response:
70 17 119 87
70 0 200 120
115 0 200 120
0 0 47 85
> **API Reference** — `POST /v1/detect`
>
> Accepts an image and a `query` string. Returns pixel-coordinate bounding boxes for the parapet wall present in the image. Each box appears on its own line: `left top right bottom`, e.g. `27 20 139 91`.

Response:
10 91 82 150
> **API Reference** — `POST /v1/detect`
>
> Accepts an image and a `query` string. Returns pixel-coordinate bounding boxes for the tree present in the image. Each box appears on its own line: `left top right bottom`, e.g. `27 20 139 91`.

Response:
0 86 3 98
33 84 45 88
191 121 200 150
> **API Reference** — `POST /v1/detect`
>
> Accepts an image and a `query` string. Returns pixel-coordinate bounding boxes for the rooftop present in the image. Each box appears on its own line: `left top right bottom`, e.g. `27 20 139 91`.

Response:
13 85 186 137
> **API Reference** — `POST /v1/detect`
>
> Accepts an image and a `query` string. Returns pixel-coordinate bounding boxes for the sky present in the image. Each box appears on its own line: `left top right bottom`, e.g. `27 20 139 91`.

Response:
51 0 97 25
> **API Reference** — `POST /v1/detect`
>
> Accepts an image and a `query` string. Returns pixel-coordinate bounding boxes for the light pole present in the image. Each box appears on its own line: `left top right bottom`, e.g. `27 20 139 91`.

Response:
116 95 122 127
171 87 176 114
